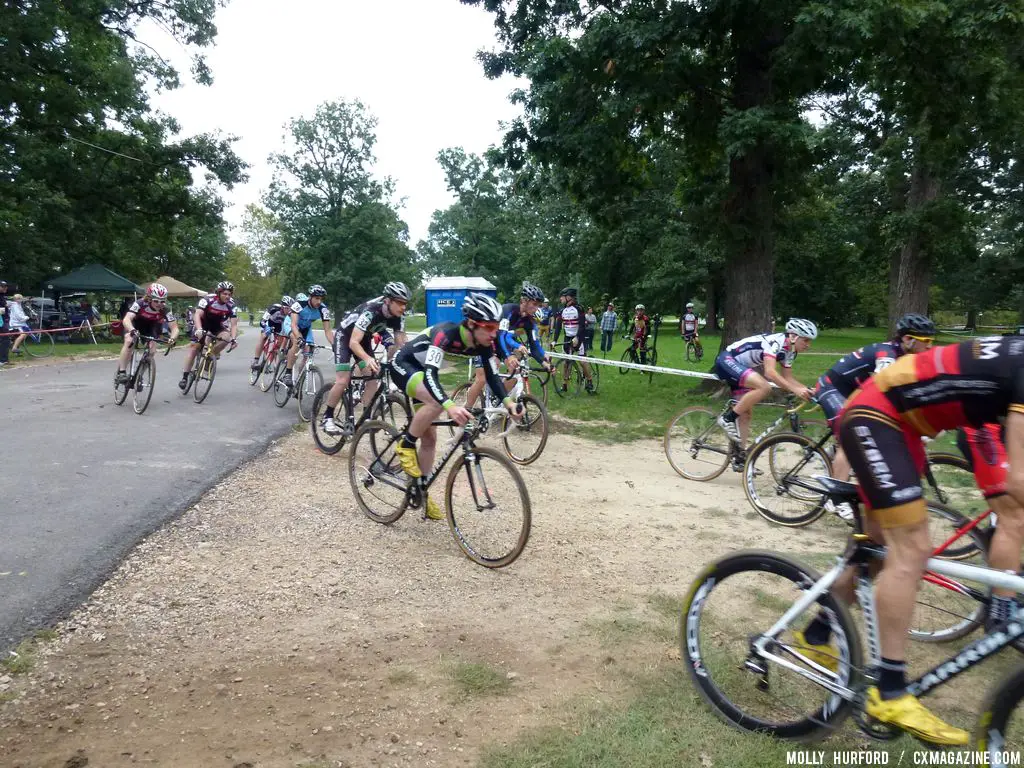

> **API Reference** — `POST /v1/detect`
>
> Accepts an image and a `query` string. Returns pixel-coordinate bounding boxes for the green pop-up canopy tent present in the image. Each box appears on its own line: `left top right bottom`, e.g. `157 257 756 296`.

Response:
43 264 142 293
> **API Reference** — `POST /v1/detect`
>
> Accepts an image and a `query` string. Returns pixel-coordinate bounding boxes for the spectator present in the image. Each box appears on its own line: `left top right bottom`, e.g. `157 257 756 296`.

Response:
599 302 618 354
584 306 597 352
7 294 32 356
0 280 9 366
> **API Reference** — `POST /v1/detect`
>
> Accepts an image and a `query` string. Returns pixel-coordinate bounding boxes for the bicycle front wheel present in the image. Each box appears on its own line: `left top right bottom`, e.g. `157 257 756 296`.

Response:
193 354 217 403
445 446 531 568
686 341 697 362
664 407 732 481
132 356 156 415
348 419 410 524
273 359 291 407
297 365 323 423
745 432 831 527
113 363 130 406
619 348 634 374
259 350 278 392
975 666 1024 766
681 550 861 740
372 391 412 434
25 332 55 358
311 383 347 455
249 352 264 386
501 394 548 465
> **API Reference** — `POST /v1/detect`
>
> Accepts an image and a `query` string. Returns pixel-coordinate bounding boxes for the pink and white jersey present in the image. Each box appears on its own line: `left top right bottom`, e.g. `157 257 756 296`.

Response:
724 332 797 369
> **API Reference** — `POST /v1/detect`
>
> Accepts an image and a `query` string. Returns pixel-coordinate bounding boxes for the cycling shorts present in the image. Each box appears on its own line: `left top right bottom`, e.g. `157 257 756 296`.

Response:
388 359 427 404
814 377 848 429
956 425 1008 499
713 353 754 395
562 338 586 356
682 331 698 342
198 318 226 336
333 330 371 372
837 389 928 528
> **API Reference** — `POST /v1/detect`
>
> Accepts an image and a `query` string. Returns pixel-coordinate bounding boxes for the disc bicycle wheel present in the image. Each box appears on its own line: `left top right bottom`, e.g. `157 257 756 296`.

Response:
311 383 347 455
25 332 55 358
297 365 323 423
193 353 217 403
132 355 156 415
501 394 548 465
664 406 732 481
681 550 860 740
743 432 831 527
445 445 531 568
348 419 410 524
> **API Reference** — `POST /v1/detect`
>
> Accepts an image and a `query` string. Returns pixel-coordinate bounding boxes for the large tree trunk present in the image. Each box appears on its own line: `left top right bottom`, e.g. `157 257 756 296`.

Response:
888 159 940 334
965 308 977 332
705 275 720 332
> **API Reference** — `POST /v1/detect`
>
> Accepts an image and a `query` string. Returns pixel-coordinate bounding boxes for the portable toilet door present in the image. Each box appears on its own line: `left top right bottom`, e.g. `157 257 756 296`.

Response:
424 277 498 327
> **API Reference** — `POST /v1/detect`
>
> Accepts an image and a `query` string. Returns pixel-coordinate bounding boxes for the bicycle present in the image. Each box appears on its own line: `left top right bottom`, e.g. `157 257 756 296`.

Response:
664 397 828 481
310 367 412 455
249 331 285 388
680 477 1023 761
11 327 55 358
449 369 550 465
272 342 326 422
554 350 599 397
619 337 657 374
181 331 235 403
257 333 289 392
113 334 174 415
348 409 532 568
684 335 704 363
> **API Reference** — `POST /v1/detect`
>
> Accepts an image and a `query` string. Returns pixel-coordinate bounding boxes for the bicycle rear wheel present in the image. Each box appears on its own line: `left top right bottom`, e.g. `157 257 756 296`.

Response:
664 407 732 481
743 432 831 527
974 666 1024 766
297 365 323 423
25 332 55 358
445 446 531 568
501 394 548 465
925 452 989 523
348 419 410 524
259 350 278 392
132 356 156 415
249 351 265 386
311 383 347 455
273 359 291 407
681 550 860 740
193 354 216 403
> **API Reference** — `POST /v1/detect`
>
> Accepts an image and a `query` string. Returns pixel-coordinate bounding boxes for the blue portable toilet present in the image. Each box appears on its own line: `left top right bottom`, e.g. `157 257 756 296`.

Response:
424 276 498 327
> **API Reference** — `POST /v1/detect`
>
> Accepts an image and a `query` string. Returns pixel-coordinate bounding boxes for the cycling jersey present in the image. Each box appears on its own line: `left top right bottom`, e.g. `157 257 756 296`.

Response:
714 332 797 393
289 299 331 332
633 314 650 340
333 297 404 371
538 307 553 327
815 340 904 424
496 303 545 365
390 322 507 407
196 293 237 332
126 299 175 336
682 312 698 336
261 303 287 333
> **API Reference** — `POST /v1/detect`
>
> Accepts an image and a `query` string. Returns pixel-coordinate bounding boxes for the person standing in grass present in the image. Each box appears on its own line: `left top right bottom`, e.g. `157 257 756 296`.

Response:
599 303 618 355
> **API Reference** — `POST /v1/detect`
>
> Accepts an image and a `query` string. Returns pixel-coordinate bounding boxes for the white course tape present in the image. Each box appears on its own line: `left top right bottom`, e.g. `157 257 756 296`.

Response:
547 350 721 380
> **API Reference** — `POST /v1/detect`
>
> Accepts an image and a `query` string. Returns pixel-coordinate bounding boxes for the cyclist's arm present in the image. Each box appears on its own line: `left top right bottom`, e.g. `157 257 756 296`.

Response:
552 312 562 343
525 320 547 364
322 319 335 346
192 308 206 336
166 319 179 343
1006 411 1024 508
229 315 238 340
762 356 799 392
481 351 514 407
289 311 301 341
122 311 137 334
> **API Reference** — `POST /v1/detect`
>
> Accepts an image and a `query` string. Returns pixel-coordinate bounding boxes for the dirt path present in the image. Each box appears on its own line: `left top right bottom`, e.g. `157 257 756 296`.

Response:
0 430 849 768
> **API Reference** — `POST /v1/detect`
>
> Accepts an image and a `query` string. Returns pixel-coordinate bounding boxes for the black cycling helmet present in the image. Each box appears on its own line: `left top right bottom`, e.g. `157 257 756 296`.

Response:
462 293 503 323
521 281 545 303
383 281 411 301
560 287 577 298
896 313 936 337
308 284 327 298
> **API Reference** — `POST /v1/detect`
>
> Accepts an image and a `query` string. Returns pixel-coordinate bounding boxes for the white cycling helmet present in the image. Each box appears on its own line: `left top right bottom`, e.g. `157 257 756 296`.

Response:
635 303 645 311
785 317 818 340
686 302 694 309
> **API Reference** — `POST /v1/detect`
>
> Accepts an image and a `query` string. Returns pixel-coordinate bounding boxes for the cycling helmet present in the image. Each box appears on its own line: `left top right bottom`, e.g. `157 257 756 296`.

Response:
383 281 411 301
686 302 694 309
635 304 645 311
308 284 327 298
521 281 545 302
217 280 234 292
560 287 577 298
281 295 293 306
896 313 936 337
785 317 818 339
462 292 503 323
295 292 308 303
147 283 169 301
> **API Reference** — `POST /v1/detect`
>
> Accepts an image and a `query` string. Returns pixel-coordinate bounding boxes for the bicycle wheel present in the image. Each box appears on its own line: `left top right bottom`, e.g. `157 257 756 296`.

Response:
311 383 347 455
686 341 696 362
619 348 634 374
113 363 130 406
348 419 410 524
580 359 599 394
925 452 989 521
681 550 860 740
249 351 265 386
664 407 733 481
501 394 548 465
559 361 582 397
694 340 704 361
926 496 986 562
975 666 1024 766
445 445 531 568
273 359 291 407
372 391 412 434
647 348 658 368
297 365 323 423
259 349 278 392
132 356 156 415
25 332 55 358
744 432 832 527
193 354 216 403
528 371 549 406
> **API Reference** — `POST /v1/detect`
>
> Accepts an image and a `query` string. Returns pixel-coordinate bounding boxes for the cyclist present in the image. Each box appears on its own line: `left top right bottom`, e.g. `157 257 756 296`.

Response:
713 318 817 452
320 281 410 435
553 287 595 394
795 336 1024 745
681 302 699 346
631 304 650 364
463 281 553 407
537 300 553 344
251 295 292 370
117 283 179 383
814 313 936 520
179 281 237 391
282 285 334 388
389 293 522 520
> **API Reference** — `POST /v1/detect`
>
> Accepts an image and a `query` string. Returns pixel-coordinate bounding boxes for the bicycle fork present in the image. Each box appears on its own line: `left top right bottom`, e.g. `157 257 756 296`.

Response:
461 449 497 512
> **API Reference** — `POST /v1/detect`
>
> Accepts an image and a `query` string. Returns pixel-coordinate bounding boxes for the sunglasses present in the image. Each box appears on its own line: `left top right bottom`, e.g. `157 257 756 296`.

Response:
475 321 500 332
907 334 935 344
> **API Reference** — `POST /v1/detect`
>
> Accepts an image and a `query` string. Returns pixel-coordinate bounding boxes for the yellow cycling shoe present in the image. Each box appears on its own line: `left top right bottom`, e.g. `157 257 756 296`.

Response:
424 496 444 521
791 630 838 673
865 687 968 746
394 442 422 478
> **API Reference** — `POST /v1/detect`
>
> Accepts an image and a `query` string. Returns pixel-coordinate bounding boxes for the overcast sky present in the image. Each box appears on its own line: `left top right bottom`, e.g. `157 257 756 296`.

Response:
146 0 524 247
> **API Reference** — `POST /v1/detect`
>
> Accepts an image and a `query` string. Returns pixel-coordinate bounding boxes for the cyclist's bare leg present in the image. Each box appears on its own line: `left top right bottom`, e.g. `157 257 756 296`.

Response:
326 369 353 410
118 333 135 371
11 332 27 353
874 518 932 659
987 495 1024 598
832 447 852 482
732 373 771 446
211 331 232 357
181 339 201 375
406 381 445 475
253 330 270 360
286 337 301 370
465 366 487 407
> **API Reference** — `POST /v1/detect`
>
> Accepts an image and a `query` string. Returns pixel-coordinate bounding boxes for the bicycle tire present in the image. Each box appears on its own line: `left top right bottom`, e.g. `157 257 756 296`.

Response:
974 665 1024 766
297 365 323 423
348 419 410 525
259 349 278 392
529 372 549 406
25 332 55 358
560 361 582 397
681 550 860 740
132 356 156 415
686 341 696 362
744 432 831 527
273 359 291 407
113 359 131 406
193 354 216 403
579 359 599 394
181 349 200 396
664 406 732 481
249 352 265 386
694 340 704 362
444 445 531 568
619 347 634 374
311 383 347 455
925 452 989 527
501 393 548 465
373 391 412 434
